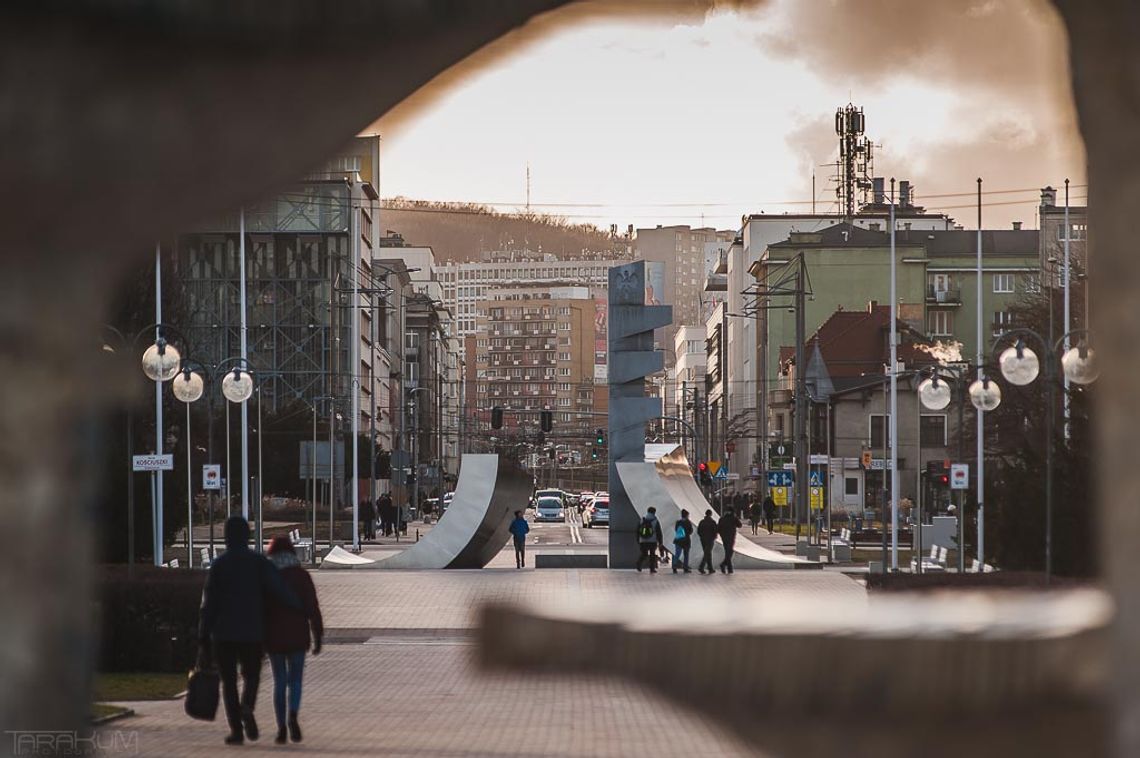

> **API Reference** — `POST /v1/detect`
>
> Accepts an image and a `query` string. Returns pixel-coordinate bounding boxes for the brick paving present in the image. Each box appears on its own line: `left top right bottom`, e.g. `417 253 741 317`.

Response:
104 570 863 756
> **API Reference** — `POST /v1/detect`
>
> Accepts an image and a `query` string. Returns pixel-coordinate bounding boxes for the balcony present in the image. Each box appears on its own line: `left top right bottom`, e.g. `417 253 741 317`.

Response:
770 389 793 407
926 285 962 305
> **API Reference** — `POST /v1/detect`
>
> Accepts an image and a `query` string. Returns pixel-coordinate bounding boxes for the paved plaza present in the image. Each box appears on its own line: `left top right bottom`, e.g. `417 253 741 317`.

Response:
105 565 863 756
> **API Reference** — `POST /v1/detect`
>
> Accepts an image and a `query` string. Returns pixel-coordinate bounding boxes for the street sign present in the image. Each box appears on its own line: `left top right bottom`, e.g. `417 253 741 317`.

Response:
713 468 729 481
726 472 741 481
769 442 791 459
808 470 825 487
809 454 829 465
202 464 221 490
810 486 823 510
767 470 793 487
861 449 873 469
783 462 796 471
772 486 789 506
950 463 969 490
708 461 722 476
133 454 173 472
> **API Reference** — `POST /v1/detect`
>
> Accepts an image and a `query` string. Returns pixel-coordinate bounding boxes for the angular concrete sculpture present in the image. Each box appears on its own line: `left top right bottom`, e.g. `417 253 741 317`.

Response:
618 444 814 569
322 454 532 569
608 261 673 568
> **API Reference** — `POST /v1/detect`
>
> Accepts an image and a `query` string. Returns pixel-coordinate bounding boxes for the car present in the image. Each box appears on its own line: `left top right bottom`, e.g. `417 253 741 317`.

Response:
533 496 566 523
583 496 609 527
535 488 564 506
442 491 455 511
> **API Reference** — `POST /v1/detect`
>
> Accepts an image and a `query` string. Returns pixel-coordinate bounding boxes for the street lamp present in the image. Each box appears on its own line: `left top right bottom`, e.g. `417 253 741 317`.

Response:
172 366 203 567
993 327 1098 583
102 322 188 571
917 364 1000 572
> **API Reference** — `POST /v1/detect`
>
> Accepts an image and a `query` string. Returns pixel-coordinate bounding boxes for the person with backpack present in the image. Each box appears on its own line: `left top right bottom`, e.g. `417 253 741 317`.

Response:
635 506 664 573
696 509 718 575
508 510 530 569
265 536 323 745
718 507 744 574
199 516 301 746
672 509 694 574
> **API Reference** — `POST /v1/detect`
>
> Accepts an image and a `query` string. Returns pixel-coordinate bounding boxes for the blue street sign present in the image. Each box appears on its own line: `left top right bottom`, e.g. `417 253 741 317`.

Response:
808 470 825 487
767 470 793 487
713 468 729 481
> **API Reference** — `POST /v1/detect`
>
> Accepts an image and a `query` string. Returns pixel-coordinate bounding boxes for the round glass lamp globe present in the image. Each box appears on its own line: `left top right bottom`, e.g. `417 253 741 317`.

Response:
141 342 181 382
917 377 952 410
1062 345 1100 385
999 345 1040 386
968 379 1002 412
221 370 254 403
172 371 204 403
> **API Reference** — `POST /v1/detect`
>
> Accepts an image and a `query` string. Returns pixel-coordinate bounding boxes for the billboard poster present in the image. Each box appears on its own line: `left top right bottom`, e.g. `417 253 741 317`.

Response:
645 260 665 306
594 298 607 367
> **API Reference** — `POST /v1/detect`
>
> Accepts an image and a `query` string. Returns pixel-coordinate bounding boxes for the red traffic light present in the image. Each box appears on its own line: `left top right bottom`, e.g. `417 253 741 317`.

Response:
698 462 708 472
939 475 949 485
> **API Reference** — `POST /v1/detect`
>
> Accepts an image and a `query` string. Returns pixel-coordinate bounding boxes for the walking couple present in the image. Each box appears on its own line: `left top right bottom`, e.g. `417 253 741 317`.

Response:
199 516 324 746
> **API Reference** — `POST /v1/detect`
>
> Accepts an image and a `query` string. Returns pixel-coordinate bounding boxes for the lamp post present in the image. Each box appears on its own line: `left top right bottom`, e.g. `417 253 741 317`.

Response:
993 327 1098 583
408 386 433 528
171 366 204 567
918 363 1000 572
104 322 187 570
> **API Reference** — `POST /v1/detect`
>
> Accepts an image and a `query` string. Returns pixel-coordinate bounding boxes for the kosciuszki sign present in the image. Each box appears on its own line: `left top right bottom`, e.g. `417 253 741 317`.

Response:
133 454 174 472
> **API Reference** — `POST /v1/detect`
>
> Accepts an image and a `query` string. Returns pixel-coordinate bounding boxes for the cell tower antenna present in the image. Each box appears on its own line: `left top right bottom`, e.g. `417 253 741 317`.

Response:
834 104 875 219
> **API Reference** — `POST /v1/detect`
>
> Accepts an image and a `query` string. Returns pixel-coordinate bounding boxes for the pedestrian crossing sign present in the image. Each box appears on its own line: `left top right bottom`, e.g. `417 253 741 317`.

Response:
808 470 825 487
713 467 729 481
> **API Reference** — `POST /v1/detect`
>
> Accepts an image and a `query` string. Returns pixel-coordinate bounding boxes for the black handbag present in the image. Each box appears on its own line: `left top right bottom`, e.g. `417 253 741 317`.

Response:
184 667 220 721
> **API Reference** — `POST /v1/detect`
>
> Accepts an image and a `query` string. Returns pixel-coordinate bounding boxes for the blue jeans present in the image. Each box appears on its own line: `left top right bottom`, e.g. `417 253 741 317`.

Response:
268 651 306 726
673 543 690 570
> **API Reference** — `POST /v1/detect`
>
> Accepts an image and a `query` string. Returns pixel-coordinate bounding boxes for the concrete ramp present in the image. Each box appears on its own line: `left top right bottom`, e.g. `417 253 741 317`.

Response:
618 445 813 570
336 454 531 570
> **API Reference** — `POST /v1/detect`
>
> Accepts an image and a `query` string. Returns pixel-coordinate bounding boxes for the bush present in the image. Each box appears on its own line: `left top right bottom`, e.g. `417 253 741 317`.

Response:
97 565 204 673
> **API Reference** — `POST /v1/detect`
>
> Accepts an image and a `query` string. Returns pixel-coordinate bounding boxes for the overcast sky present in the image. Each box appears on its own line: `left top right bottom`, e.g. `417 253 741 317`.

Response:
371 0 1086 232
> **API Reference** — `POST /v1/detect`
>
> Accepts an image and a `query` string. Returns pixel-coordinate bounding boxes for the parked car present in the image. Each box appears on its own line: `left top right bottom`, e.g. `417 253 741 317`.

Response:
583 496 609 527
534 496 566 523
535 488 564 505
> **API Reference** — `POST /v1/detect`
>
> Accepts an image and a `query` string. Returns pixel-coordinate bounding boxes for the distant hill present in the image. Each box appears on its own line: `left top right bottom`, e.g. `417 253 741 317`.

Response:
379 198 628 262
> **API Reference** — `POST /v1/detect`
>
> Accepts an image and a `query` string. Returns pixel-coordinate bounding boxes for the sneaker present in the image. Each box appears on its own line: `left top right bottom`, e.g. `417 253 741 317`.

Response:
225 732 244 746
684 568 692 574
275 727 288 745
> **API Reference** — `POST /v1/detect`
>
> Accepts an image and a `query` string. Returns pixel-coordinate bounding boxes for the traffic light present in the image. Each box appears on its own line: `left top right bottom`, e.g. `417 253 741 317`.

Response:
491 406 503 430
540 410 553 433
595 428 605 446
698 461 712 487
591 447 599 461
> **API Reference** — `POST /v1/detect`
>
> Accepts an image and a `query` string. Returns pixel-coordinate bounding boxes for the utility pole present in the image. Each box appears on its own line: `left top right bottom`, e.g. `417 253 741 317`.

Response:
889 178 899 571
793 254 808 543
153 243 164 566
239 208 249 520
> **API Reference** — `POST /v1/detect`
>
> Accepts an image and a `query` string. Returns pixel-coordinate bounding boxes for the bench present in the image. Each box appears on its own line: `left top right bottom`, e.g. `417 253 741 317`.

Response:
910 544 947 573
970 558 996 573
534 552 608 569
166 558 179 569
831 528 853 562
291 528 314 563
199 547 211 569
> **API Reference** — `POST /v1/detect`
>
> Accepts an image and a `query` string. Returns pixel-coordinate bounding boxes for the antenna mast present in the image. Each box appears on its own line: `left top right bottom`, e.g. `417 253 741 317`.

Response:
834 104 875 219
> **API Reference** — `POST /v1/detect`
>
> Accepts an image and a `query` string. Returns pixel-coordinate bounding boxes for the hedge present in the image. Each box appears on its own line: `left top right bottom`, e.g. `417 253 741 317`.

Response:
97 565 204 673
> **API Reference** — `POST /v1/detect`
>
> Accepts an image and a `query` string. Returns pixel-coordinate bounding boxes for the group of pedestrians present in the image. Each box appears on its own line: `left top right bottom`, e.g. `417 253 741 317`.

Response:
359 492 403 539
748 493 776 535
199 516 324 747
635 506 745 575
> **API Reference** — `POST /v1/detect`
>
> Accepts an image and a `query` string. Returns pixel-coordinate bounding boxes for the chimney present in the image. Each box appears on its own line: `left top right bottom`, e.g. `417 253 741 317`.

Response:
872 177 885 205
1040 186 1057 208
899 180 912 208
1012 221 1022 230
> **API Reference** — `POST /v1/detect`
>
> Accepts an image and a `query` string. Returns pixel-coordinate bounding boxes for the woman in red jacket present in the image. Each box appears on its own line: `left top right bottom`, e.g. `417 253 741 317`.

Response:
265 536 323 744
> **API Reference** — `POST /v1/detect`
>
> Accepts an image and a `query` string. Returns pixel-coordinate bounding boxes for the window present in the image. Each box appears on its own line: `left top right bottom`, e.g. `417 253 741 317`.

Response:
558 397 571 407
558 367 571 376
558 322 570 331
869 414 891 449
928 310 954 337
558 352 572 361
845 477 859 496
405 361 419 384
993 311 1013 337
1057 223 1087 241
993 273 1015 293
1024 274 1041 294
920 415 947 447
405 332 420 351
558 306 571 316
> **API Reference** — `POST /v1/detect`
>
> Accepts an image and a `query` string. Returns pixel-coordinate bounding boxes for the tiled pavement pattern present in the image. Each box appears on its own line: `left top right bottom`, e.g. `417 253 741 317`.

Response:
107 569 863 756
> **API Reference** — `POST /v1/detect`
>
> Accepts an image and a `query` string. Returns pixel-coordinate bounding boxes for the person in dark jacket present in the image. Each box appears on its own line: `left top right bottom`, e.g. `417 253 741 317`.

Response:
718 508 744 574
265 536 324 745
749 498 762 535
635 507 664 573
377 492 394 536
671 509 694 574
508 510 530 569
762 494 776 535
696 510 718 574
360 498 376 541
199 516 300 746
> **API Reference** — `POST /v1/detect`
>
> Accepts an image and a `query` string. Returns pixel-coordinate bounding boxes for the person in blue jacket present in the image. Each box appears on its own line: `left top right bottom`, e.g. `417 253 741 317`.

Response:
508 510 530 569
